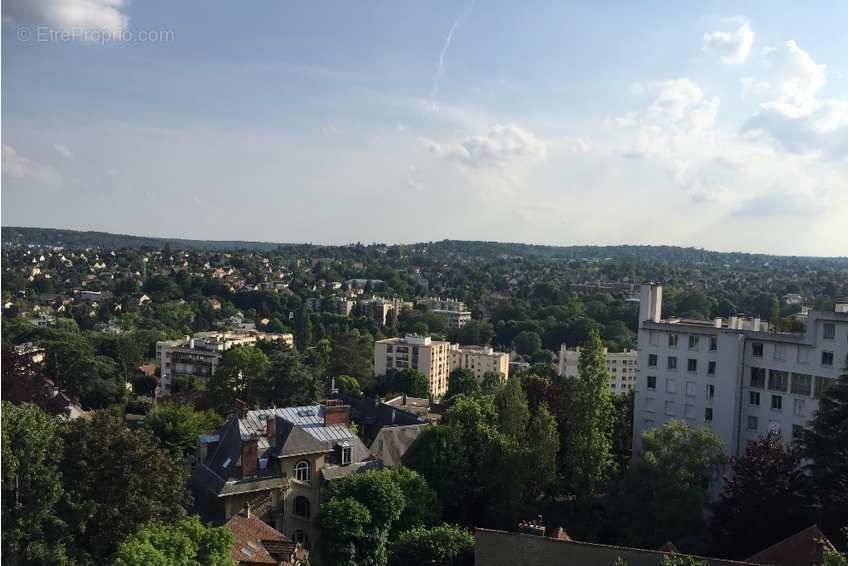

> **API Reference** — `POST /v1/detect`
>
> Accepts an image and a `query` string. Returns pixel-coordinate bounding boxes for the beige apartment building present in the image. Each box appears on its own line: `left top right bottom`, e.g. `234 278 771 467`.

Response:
449 345 509 382
374 335 451 397
558 345 638 394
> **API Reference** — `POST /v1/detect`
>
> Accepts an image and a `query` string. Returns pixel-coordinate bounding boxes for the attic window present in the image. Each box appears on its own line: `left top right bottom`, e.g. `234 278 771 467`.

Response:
296 409 316 417
339 441 352 465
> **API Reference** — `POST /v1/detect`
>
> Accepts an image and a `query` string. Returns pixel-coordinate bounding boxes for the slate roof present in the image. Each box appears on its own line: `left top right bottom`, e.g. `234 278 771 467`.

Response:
370 424 429 466
746 525 835 566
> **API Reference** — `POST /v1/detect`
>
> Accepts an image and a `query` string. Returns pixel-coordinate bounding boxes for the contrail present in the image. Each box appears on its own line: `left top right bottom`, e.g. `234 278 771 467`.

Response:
430 0 476 101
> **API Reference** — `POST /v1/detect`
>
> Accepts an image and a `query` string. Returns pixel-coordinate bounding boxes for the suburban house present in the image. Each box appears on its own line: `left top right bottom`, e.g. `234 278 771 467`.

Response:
192 400 377 549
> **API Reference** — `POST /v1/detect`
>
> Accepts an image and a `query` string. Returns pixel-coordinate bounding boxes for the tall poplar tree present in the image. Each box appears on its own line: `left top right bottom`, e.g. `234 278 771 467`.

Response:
562 328 614 502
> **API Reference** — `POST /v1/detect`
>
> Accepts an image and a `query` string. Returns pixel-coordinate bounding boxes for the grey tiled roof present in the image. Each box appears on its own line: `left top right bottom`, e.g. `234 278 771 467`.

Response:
370 424 429 467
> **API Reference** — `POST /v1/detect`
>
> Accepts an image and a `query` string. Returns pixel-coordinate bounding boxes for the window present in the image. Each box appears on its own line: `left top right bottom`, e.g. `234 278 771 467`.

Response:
792 424 804 439
386 345 393 353
706 384 715 399
293 496 311 518
709 336 718 351
822 351 834 366
793 398 806 416
752 343 764 357
705 408 714 422
747 415 758 430
686 381 697 396
649 331 659 346
648 354 658 367
684 404 695 418
687 359 698 373
797 347 809 364
790 373 812 396
647 375 657 390
768 370 789 392
669 334 678 348
689 335 699 349
773 344 786 361
750 367 766 388
707 361 716 375
749 391 760 406
645 397 656 412
824 323 836 340
294 460 311 483
771 395 783 410
814 376 831 398
341 444 352 465
666 378 677 393
667 356 678 370
665 401 675 416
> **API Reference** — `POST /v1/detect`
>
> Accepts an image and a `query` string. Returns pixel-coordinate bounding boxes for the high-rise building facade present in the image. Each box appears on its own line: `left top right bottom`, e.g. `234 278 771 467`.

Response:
559 346 638 394
449 344 509 382
374 335 451 397
633 283 848 457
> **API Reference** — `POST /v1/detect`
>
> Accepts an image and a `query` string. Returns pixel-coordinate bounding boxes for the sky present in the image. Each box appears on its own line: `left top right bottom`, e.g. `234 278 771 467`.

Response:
2 1 847 256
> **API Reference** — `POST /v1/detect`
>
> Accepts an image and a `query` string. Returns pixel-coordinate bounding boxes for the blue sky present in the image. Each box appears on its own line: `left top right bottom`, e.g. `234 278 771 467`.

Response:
2 1 847 255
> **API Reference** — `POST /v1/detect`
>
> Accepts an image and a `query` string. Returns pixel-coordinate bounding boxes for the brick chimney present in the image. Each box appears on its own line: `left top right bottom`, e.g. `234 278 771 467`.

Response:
241 435 258 478
266 415 276 448
323 402 351 427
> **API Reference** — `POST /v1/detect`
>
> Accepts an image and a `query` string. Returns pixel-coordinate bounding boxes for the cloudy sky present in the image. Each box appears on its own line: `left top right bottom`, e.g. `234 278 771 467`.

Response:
2 1 847 255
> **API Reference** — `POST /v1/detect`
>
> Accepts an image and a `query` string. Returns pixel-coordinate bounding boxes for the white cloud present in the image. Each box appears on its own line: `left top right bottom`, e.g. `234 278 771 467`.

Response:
3 144 38 178
743 41 847 157
425 123 547 168
703 18 754 64
53 143 73 158
3 0 129 36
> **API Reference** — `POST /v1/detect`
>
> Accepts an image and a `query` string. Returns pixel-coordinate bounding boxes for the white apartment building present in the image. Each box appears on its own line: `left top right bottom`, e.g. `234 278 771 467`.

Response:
374 335 451 398
633 283 848 458
449 344 510 382
559 345 638 394
157 330 293 397
421 298 472 328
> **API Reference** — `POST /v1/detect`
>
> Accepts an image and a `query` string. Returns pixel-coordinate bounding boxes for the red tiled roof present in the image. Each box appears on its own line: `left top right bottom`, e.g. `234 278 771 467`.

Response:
746 525 835 566
224 510 288 565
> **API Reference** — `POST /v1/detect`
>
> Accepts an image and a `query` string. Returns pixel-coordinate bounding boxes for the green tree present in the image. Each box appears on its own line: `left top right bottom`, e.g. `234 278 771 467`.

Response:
261 349 323 407
328 333 374 385
800 354 848 539
335 374 362 398
389 524 474 566
526 403 559 496
711 431 815 559
319 469 406 566
562 328 614 502
61 413 191 561
207 345 270 413
480 371 503 395
513 330 542 356
614 421 724 551
383 368 430 398
495 376 529 441
1 402 69 564
143 403 223 459
611 389 635 473
403 425 470 523
315 497 371 566
113 516 234 566
295 306 312 351
447 368 481 399
387 466 441 535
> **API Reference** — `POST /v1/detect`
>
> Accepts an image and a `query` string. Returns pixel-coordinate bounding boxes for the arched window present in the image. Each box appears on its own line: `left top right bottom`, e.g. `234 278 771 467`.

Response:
293 496 310 518
294 460 310 483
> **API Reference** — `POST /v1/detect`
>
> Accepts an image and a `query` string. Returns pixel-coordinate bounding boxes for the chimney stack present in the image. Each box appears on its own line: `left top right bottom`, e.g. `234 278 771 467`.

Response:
639 283 663 326
518 516 546 537
324 402 351 427
714 317 722 328
266 415 276 448
240 435 258 478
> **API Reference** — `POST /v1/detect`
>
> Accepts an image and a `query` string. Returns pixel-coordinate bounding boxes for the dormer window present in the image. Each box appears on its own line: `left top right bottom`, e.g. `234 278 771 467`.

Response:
338 441 352 466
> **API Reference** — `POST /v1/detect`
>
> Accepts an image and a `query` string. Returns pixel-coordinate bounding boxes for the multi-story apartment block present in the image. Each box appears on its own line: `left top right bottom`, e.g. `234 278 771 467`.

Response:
193 401 373 549
558 346 638 394
449 344 509 382
157 330 294 396
374 335 451 397
421 298 472 328
633 283 848 458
